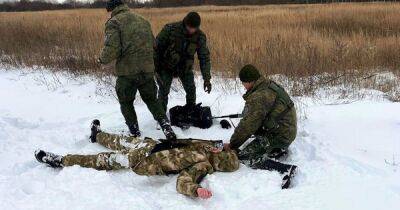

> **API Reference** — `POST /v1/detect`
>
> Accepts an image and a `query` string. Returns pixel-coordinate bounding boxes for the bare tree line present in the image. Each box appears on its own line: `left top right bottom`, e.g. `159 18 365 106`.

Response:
0 0 397 12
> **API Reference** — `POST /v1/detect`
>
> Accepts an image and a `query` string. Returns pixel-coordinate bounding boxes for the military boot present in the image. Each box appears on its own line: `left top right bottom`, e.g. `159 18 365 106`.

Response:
251 159 297 189
267 148 288 160
159 119 177 141
127 123 141 137
34 150 63 168
89 119 101 143
281 165 297 189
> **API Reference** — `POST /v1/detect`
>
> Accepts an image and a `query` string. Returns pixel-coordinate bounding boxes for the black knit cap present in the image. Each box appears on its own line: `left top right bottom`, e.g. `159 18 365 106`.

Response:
106 0 124 12
239 64 261 82
183 12 201 28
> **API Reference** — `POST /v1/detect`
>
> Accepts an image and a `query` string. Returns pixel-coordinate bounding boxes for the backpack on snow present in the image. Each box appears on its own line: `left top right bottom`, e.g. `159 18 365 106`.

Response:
169 103 213 129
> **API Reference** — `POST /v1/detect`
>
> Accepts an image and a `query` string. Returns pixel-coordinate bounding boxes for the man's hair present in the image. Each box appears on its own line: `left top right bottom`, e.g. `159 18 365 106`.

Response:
106 0 124 12
183 12 201 28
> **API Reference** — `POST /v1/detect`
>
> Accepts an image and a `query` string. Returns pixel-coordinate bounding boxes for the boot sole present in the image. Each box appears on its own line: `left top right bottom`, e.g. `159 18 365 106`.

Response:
281 166 297 189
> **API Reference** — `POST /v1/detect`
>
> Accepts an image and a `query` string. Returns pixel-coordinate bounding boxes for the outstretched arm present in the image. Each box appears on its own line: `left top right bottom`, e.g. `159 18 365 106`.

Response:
176 161 214 198
230 94 272 151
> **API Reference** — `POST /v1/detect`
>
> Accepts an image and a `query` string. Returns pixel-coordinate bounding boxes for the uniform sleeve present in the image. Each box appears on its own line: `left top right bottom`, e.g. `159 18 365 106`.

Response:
197 33 211 82
99 20 121 64
154 25 171 69
176 161 214 197
229 94 273 151
155 25 171 56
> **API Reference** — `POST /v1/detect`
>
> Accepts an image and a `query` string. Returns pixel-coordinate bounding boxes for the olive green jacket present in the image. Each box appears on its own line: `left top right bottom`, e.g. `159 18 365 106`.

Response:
230 77 297 151
155 21 211 81
99 4 155 76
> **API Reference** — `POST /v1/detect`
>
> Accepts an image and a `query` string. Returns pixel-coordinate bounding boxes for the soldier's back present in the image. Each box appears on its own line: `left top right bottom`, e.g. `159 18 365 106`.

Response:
111 8 155 76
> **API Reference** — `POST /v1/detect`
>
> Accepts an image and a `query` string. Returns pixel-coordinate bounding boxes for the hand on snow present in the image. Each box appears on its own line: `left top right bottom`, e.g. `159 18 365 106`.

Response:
204 80 212 94
197 188 212 199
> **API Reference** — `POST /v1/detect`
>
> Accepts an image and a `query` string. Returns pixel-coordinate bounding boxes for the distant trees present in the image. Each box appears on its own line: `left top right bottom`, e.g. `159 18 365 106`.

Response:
0 0 395 12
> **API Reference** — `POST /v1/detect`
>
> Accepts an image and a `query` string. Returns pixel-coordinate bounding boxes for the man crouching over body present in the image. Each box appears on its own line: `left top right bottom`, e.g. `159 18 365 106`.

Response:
34 120 239 199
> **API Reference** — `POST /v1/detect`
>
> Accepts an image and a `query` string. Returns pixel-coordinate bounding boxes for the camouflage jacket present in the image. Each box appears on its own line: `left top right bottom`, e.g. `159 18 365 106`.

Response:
129 139 239 197
155 21 211 81
230 77 297 151
99 4 155 76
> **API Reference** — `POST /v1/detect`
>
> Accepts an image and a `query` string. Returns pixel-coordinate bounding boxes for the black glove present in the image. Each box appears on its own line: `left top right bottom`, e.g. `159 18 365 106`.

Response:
220 119 231 129
204 80 212 94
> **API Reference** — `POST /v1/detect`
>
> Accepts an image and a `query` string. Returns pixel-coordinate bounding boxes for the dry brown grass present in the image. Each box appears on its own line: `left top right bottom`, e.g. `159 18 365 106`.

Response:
1 2 400 79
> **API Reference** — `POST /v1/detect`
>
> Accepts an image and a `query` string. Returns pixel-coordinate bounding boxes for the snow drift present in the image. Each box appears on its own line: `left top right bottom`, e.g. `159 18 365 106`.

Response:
0 69 399 210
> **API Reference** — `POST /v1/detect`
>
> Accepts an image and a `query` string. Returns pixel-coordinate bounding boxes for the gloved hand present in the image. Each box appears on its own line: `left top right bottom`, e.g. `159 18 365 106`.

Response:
197 188 212 199
204 80 212 94
220 119 232 129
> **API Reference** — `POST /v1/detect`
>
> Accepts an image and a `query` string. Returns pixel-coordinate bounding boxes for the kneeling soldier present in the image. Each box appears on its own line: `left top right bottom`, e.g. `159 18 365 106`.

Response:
35 120 239 199
225 64 298 189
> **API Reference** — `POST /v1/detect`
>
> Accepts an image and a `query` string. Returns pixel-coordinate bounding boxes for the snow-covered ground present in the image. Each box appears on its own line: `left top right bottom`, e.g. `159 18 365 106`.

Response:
0 69 399 210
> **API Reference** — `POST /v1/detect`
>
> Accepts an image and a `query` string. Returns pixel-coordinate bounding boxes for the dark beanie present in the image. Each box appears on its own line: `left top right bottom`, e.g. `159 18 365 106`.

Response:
106 0 123 12
239 64 261 82
183 12 201 28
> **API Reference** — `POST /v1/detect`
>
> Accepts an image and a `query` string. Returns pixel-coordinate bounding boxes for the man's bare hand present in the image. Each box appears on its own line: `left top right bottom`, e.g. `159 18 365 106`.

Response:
223 143 231 151
210 147 222 153
197 188 212 199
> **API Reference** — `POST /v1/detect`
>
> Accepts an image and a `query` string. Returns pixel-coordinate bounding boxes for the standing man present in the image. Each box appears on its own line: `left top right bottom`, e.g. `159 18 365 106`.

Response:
98 0 176 141
155 12 212 112
225 64 298 189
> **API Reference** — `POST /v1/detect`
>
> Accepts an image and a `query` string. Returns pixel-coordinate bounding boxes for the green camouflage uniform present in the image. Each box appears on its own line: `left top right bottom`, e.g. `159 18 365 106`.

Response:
155 21 211 111
62 132 239 197
229 76 297 164
99 4 166 125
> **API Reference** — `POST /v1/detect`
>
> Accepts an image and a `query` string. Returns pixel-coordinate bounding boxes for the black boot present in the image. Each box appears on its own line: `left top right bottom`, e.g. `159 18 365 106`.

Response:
34 150 63 168
89 119 101 143
159 119 176 141
281 165 297 189
251 159 297 189
267 148 288 160
127 122 141 137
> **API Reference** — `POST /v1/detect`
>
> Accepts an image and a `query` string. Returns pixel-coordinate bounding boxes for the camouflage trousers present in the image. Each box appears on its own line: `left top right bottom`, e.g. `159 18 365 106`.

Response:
116 73 167 126
237 135 289 166
156 68 196 112
62 132 157 171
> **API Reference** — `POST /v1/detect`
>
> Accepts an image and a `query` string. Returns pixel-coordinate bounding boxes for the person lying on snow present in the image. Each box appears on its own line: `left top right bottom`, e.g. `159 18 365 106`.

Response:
35 120 239 199
35 119 297 199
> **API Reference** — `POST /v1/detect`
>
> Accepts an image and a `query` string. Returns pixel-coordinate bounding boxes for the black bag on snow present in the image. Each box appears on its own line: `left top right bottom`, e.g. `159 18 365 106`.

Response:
169 103 213 129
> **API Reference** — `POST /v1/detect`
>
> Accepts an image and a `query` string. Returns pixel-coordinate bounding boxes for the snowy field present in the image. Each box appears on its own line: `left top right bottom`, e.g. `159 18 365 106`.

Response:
0 68 399 210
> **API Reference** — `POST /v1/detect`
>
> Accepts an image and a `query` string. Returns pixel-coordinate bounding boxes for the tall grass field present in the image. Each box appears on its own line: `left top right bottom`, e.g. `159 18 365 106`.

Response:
0 2 399 98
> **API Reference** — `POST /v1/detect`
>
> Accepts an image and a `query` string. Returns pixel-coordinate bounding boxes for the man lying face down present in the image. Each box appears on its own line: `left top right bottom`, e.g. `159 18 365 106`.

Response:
35 120 239 199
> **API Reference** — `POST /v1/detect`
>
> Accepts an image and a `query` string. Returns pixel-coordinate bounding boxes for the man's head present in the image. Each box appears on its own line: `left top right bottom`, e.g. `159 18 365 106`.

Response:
106 0 124 12
239 64 261 91
209 150 239 172
183 12 201 35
